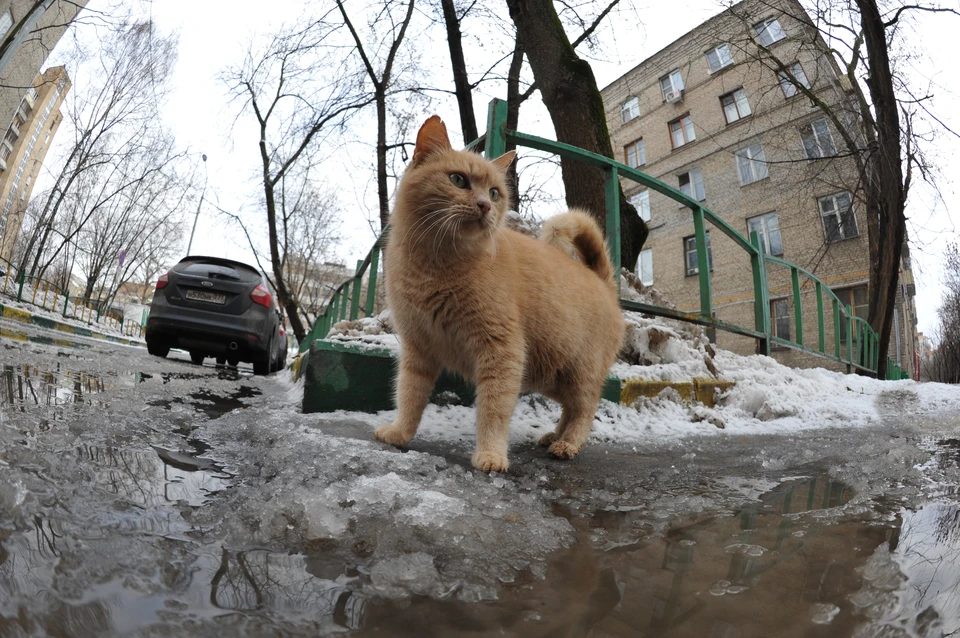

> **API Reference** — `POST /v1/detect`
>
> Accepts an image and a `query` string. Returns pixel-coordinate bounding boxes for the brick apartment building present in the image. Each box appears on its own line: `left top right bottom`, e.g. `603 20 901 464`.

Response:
0 65 70 261
601 0 919 376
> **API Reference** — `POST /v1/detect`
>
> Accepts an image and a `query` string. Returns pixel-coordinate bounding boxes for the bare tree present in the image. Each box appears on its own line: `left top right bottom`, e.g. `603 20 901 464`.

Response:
926 243 960 384
16 20 180 281
726 0 959 378
334 0 417 231
506 0 648 270
223 15 372 342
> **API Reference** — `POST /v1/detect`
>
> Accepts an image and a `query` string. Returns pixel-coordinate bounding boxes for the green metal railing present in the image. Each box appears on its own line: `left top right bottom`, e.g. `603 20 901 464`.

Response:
296 97 881 376
297 233 388 353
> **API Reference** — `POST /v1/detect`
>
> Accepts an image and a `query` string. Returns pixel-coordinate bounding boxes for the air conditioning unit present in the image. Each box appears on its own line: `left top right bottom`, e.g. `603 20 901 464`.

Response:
665 89 683 103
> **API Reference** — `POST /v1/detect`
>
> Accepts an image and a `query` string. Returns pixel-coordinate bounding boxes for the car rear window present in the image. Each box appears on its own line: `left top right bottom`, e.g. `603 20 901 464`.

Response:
176 259 261 282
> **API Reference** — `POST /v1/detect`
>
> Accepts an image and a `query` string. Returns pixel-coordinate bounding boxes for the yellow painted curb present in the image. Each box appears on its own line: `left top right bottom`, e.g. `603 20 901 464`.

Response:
55 323 76 334
620 377 735 407
2 306 32 323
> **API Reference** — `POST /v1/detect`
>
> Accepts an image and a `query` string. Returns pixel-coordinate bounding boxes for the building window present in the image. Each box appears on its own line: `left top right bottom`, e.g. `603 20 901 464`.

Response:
629 190 651 222
625 138 646 168
754 17 786 46
799 118 836 159
684 232 713 276
621 97 640 123
836 286 868 341
778 62 810 98
706 44 734 73
818 192 858 242
747 212 783 256
772 299 791 341
721 88 752 124
660 70 685 101
678 167 705 202
0 11 12 39
735 143 768 185
638 248 653 286
669 115 696 148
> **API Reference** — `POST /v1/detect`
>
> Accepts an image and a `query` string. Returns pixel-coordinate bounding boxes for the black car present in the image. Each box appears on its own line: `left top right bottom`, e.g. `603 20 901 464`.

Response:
145 256 287 375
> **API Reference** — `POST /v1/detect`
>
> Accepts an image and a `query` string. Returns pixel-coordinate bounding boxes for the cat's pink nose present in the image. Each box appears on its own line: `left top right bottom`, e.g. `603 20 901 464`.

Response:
477 198 491 215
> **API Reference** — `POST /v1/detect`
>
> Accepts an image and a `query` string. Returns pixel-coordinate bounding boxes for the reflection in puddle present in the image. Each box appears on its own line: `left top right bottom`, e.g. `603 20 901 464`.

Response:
0 363 143 411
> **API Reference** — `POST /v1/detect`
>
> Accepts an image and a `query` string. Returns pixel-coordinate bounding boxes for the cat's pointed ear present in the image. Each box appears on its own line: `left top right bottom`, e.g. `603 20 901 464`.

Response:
411 116 452 167
490 150 517 173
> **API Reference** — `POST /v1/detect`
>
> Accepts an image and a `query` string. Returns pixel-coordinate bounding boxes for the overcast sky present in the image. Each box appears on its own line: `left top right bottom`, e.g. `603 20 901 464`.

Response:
46 0 960 338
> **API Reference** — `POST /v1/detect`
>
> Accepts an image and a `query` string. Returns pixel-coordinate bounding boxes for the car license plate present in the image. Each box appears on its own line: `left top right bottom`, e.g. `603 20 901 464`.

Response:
186 289 226 304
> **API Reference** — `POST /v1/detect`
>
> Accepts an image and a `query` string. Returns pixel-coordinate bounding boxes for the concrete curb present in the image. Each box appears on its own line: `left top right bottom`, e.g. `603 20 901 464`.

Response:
620 377 736 408
0 301 145 348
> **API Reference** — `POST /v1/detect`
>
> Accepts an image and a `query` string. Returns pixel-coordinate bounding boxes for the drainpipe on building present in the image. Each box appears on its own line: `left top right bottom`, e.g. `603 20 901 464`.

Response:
0 0 56 78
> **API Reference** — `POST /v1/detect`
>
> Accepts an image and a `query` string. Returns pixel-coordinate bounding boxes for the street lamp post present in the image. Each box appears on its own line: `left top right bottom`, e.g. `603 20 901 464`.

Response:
186 153 207 256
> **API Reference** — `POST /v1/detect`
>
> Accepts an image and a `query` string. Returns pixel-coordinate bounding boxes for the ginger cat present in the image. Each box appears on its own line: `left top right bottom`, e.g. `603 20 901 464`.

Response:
374 116 625 473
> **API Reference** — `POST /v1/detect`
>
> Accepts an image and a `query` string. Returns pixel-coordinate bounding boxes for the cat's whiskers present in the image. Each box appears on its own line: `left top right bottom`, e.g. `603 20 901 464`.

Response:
405 206 458 251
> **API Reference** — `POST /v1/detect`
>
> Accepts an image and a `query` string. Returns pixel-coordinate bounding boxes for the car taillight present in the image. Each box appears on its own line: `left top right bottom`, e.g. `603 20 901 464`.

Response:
156 273 169 290
251 284 272 308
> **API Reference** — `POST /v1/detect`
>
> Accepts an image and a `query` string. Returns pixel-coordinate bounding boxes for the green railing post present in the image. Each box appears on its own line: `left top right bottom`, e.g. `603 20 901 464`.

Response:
338 287 349 321
484 98 508 159
833 299 841 358
749 232 771 356
604 166 622 292
350 259 362 321
815 281 825 353
365 245 380 317
791 267 803 347
693 206 712 320
16 271 25 302
63 293 70 317
846 305 854 374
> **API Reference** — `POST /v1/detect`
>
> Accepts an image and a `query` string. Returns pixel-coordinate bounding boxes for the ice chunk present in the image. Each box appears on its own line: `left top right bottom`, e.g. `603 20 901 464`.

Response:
370 552 447 598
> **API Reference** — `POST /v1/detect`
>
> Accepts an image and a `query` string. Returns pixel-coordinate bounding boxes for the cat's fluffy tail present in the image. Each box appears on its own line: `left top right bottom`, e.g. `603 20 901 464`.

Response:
540 209 616 291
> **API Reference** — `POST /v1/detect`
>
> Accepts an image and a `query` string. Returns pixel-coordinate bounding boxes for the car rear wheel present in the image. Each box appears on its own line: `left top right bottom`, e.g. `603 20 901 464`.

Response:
147 342 169 358
190 351 205 365
253 337 273 376
227 358 239 368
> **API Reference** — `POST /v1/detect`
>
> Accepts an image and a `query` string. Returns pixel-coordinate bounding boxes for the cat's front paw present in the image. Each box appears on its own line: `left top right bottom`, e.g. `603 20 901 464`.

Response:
472 450 509 473
547 440 580 460
538 432 558 447
374 423 413 447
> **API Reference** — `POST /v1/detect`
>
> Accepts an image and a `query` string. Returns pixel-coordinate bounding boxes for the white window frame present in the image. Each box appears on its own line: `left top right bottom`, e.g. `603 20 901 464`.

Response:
0 11 12 39
778 62 810 98
684 232 713 276
721 88 752 124
638 248 653 286
754 17 786 46
799 118 836 159
625 138 646 168
669 115 696 149
747 212 783 256
735 143 768 185
629 190 651 222
706 44 734 73
678 167 705 203
660 70 685 100
818 192 858 242
620 96 640 123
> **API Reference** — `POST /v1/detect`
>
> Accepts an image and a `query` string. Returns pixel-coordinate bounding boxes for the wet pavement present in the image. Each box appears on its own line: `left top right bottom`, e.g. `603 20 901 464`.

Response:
1 321 959 637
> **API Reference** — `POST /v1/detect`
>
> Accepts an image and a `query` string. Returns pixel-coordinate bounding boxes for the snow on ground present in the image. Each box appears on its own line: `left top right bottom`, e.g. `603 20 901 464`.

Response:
318 272 960 448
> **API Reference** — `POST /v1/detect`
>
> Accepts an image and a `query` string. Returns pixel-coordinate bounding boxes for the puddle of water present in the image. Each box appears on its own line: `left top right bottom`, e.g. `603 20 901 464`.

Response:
0 363 131 411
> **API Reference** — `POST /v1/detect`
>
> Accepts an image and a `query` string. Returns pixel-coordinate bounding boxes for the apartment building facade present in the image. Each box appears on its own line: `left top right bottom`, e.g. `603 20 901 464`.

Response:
601 0 919 376
0 65 69 261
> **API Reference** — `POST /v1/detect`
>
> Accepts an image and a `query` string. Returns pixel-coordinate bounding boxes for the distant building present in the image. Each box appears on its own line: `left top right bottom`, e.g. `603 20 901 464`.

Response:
601 0 919 376
0 65 69 261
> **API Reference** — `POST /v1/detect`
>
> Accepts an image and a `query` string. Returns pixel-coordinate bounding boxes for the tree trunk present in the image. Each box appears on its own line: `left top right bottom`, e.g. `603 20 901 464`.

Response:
376 89 390 231
440 0 478 144
856 0 905 380
505 0 647 271
505 38 523 212
264 177 306 342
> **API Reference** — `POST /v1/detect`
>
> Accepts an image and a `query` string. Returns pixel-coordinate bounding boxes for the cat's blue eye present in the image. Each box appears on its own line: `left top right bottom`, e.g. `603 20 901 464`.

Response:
490 188 500 202
449 173 468 188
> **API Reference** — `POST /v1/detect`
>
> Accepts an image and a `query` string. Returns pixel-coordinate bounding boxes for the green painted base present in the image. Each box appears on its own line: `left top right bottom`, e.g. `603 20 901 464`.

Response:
301 340 625 414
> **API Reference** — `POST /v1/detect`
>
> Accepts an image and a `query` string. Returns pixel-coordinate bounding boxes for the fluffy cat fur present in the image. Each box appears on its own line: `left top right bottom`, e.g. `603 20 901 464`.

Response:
375 115 625 472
